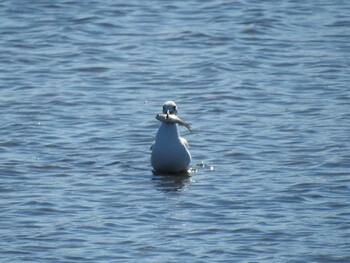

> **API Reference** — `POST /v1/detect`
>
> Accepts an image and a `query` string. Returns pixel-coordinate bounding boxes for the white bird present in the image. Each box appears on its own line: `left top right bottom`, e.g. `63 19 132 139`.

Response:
151 101 191 173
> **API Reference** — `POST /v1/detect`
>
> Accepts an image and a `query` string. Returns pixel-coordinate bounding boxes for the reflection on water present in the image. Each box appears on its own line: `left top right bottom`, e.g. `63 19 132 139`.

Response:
152 171 194 193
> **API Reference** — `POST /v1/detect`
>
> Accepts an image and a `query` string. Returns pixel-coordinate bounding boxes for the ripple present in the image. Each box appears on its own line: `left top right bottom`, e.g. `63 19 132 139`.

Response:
1 0 350 262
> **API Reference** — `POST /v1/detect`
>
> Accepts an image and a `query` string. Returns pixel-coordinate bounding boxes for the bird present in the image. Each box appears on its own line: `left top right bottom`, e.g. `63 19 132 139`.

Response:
151 101 191 174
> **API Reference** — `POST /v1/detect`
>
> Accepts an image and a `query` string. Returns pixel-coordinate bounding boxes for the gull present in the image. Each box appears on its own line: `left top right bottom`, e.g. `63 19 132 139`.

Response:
151 101 191 173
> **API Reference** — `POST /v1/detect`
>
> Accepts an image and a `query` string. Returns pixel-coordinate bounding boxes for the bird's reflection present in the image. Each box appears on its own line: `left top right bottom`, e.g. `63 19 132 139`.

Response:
152 170 195 193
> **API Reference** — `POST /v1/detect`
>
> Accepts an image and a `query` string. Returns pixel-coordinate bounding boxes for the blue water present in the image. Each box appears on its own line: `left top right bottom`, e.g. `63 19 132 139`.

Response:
1 1 350 262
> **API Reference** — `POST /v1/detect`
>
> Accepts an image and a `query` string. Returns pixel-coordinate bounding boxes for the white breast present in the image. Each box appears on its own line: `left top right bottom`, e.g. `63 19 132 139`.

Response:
151 122 191 173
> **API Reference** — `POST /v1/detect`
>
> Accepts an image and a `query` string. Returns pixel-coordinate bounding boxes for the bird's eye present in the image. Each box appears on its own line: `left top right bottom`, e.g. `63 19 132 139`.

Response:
173 106 176 110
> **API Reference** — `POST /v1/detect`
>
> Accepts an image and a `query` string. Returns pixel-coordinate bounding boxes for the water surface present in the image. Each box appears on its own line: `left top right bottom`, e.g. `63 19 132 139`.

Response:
1 1 350 262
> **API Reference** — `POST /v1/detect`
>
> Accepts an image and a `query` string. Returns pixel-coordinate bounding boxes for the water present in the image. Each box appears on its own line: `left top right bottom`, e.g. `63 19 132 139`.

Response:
1 0 349 262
